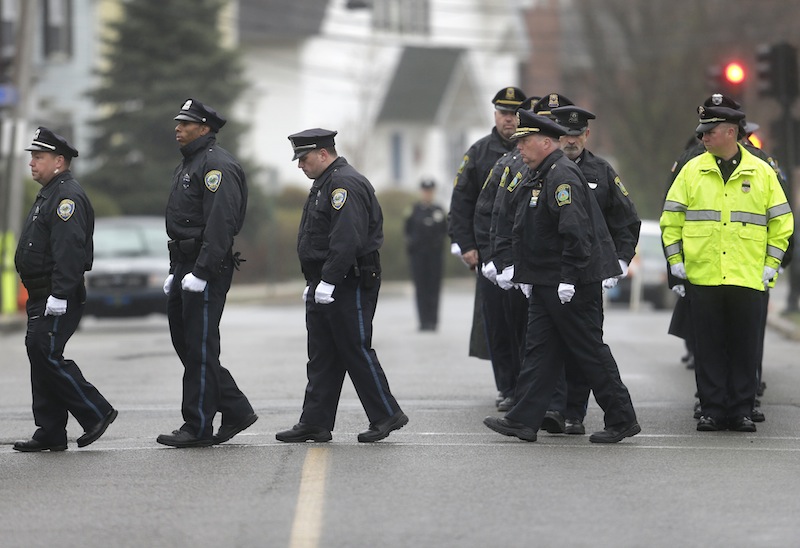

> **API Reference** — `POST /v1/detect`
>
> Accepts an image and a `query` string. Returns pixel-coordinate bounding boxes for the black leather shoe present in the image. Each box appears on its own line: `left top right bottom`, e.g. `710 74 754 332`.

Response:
565 418 585 435
697 416 723 432
13 439 67 452
729 416 757 432
77 409 118 448
156 429 214 448
483 416 537 442
358 411 409 442
693 400 702 419
496 397 515 412
589 422 641 443
213 413 258 444
276 423 332 443
751 407 765 423
541 410 566 434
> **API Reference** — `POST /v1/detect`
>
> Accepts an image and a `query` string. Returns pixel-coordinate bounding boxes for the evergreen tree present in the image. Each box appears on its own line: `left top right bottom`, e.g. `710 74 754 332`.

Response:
84 0 246 215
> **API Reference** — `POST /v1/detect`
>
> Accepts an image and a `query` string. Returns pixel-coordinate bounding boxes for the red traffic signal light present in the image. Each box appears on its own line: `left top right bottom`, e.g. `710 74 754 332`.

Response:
724 62 745 85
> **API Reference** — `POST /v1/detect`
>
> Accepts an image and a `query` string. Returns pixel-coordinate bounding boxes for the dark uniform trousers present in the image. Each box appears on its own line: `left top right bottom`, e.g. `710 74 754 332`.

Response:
408 247 443 329
26 286 112 445
301 274 401 431
167 259 253 439
506 283 636 430
478 275 517 398
688 284 762 420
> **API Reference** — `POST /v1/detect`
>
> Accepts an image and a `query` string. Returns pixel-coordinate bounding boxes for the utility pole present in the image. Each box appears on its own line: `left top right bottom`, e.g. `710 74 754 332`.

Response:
1 0 35 315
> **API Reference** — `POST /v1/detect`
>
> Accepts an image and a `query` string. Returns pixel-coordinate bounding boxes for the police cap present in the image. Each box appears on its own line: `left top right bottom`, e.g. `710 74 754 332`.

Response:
551 105 596 136
288 128 338 160
532 93 574 117
420 179 436 190
518 96 542 112
492 87 526 112
24 127 79 158
174 98 227 132
511 110 567 140
695 104 745 134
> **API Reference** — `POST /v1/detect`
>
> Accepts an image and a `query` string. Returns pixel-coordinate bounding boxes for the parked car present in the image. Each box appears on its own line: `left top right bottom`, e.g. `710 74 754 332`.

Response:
608 219 676 310
84 216 169 317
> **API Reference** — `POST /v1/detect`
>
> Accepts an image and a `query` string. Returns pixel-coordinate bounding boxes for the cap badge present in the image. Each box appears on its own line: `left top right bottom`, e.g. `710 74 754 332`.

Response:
204 170 222 192
505 87 515 100
34 129 41 139
331 188 347 210
57 199 75 221
555 184 572 207
182 99 193 110
698 106 706 116
569 112 579 124
711 94 723 106
548 93 559 108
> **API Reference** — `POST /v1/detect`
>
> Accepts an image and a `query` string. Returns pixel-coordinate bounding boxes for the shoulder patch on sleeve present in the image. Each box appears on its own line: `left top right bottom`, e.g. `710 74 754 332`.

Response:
555 184 572 207
57 199 75 221
614 176 629 196
498 166 511 188
454 155 469 186
331 188 347 210
204 170 222 192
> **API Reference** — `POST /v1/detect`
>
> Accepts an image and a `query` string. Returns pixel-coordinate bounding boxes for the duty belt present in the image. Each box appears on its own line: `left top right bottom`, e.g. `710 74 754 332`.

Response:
168 238 201 262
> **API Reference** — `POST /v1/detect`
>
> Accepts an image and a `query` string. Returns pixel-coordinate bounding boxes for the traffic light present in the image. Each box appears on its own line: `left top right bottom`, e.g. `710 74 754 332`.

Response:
707 61 746 100
756 42 798 103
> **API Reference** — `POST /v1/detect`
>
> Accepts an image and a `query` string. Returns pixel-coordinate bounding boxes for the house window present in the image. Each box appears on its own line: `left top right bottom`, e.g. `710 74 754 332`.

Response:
373 0 429 36
391 132 404 185
43 0 72 59
0 0 16 64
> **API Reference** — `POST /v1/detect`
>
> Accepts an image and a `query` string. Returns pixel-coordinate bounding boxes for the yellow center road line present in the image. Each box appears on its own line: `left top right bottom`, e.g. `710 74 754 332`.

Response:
288 446 330 548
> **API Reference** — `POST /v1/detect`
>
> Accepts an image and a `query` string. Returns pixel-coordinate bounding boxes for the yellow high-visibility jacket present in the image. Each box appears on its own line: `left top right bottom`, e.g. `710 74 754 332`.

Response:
661 144 793 291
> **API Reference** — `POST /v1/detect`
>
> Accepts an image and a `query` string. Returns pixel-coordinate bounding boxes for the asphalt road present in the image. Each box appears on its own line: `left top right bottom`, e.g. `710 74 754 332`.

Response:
1 279 799 548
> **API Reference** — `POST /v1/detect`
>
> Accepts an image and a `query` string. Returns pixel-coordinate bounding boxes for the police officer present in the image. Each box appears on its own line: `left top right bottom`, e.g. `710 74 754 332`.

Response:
157 99 257 448
449 86 525 408
404 179 447 331
661 99 793 432
550 104 642 435
483 111 640 443
276 128 407 443
13 127 117 452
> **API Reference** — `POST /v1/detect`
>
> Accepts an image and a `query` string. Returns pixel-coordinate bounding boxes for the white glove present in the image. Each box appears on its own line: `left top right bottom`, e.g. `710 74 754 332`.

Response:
181 273 207 292
618 260 629 278
302 285 309 302
602 277 619 290
314 281 335 304
557 283 575 304
44 295 67 316
762 266 777 287
519 283 532 298
481 261 498 284
163 274 174 295
496 265 515 290
670 262 687 280
672 284 686 298
450 243 462 256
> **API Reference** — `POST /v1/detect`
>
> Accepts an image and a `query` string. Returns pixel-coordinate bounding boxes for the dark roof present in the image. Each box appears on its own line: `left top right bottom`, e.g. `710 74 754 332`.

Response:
377 46 464 123
239 0 330 43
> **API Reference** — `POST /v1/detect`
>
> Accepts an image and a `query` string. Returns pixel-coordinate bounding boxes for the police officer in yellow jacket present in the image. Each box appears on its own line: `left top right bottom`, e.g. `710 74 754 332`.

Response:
661 99 793 432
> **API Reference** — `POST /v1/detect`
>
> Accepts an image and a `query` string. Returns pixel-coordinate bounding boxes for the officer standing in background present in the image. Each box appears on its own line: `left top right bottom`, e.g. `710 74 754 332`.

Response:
449 86 525 408
157 99 257 448
404 179 448 331
483 111 640 444
661 99 793 433
13 127 117 452
550 104 641 435
276 128 407 443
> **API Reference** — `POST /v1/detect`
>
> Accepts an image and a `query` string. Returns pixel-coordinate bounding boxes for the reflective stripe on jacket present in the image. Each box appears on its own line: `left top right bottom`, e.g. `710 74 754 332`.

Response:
660 144 793 291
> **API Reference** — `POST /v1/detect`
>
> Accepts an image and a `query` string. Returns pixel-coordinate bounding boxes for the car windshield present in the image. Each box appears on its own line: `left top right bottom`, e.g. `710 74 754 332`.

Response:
94 223 168 259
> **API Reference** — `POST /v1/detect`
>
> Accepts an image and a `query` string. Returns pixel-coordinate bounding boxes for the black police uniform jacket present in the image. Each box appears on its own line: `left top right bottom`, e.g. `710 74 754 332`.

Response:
484 153 528 269
474 151 518 263
575 148 641 264
166 133 247 280
404 202 447 255
15 170 93 299
297 156 383 284
511 149 621 286
450 127 516 253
